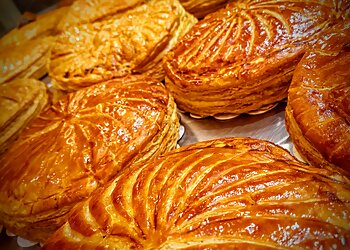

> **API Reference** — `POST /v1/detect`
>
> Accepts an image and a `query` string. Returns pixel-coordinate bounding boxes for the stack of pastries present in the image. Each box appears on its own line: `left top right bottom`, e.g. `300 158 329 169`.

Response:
0 0 350 248
163 0 349 117
0 76 179 242
49 0 197 92
43 138 350 249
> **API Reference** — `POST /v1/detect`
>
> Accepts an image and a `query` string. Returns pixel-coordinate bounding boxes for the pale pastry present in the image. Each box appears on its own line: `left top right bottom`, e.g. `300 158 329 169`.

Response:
43 138 350 249
56 0 144 32
180 0 229 18
0 75 179 242
285 47 350 177
0 78 48 154
49 0 197 92
0 36 55 84
163 0 349 117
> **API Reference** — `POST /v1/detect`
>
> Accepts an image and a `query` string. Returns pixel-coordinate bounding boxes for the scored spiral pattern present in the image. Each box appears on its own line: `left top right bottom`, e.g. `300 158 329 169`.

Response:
164 0 349 117
0 75 179 241
43 138 350 249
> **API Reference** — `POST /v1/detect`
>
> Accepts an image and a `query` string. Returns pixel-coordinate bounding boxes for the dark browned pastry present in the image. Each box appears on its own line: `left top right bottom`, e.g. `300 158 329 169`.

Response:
49 0 197 92
163 0 349 117
43 138 350 249
286 46 350 176
0 75 179 242
180 0 229 18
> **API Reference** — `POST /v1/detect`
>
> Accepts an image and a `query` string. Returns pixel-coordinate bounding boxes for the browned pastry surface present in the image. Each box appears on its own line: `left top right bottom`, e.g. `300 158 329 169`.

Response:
43 137 350 249
180 0 229 18
285 48 350 175
0 7 67 49
163 0 349 117
56 0 144 32
0 36 55 84
0 75 179 242
49 0 197 92
0 79 48 154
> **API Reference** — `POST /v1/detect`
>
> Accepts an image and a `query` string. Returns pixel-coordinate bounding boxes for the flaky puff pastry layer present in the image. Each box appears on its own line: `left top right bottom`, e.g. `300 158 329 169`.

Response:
285 47 350 176
0 36 55 84
0 75 179 242
180 0 229 18
0 79 48 154
164 0 349 118
49 0 197 92
0 7 67 49
43 137 350 249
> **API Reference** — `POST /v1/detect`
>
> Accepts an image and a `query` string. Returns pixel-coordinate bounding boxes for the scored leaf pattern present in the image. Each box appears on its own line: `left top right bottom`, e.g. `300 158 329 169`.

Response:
43 138 350 249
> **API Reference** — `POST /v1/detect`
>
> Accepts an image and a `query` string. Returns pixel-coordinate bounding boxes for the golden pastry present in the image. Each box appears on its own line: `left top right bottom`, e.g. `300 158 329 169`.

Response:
0 75 179 242
163 0 348 117
43 138 350 249
0 78 48 154
285 46 350 176
0 36 55 84
180 0 229 18
56 0 144 32
0 7 67 48
49 0 197 92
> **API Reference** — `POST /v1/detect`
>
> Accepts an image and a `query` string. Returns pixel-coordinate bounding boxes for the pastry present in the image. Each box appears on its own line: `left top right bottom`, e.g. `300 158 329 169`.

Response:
0 7 67 48
163 0 348 117
43 138 350 249
0 75 179 242
0 36 55 84
56 0 144 32
0 78 48 154
49 0 197 92
285 46 350 176
180 0 229 18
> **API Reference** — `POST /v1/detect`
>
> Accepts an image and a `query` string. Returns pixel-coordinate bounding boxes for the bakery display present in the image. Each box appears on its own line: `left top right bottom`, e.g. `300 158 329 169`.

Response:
180 0 229 18
49 0 197 93
0 6 67 48
43 138 350 249
0 36 55 84
285 47 350 176
0 78 48 154
163 0 348 118
56 0 144 32
0 75 179 242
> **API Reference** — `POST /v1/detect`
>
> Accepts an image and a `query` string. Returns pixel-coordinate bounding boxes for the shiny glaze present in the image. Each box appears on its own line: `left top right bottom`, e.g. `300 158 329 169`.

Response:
49 0 197 92
164 0 349 117
43 138 350 249
286 48 350 172
0 75 179 241
180 0 229 18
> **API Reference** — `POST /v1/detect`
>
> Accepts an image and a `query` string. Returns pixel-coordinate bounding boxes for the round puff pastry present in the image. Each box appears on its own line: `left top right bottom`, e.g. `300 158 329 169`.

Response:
285 48 350 176
49 0 197 93
0 75 179 242
180 0 229 18
43 137 350 249
0 7 67 49
56 0 143 32
163 0 348 117
0 36 55 84
0 78 48 154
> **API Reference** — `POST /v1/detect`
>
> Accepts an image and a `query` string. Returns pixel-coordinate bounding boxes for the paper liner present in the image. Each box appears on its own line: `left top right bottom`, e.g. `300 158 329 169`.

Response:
292 145 307 163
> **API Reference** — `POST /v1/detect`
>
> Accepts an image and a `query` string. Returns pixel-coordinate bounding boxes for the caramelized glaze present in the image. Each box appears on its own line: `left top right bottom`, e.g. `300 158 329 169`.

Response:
43 138 350 249
164 0 349 117
0 75 179 241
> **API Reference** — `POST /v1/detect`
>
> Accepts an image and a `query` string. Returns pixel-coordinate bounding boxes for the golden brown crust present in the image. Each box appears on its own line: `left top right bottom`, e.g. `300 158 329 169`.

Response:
285 48 350 175
43 137 350 249
180 0 229 18
0 75 179 242
0 79 48 154
0 36 55 84
49 0 197 92
163 0 348 117
56 0 144 32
